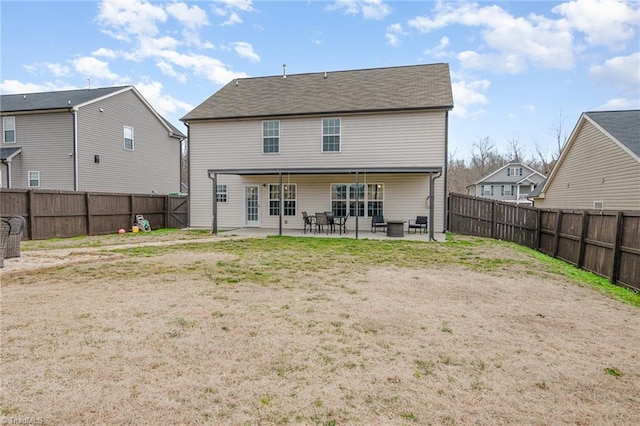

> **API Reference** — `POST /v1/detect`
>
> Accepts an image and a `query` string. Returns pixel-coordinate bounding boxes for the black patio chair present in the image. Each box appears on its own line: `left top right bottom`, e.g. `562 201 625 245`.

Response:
315 212 330 235
408 216 428 234
302 211 315 234
371 215 387 233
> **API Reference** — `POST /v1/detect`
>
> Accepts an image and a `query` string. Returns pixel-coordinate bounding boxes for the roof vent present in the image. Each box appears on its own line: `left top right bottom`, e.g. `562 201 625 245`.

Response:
23 95 26 99
282 64 287 79
68 100 71 105
324 72 327 79
235 80 239 86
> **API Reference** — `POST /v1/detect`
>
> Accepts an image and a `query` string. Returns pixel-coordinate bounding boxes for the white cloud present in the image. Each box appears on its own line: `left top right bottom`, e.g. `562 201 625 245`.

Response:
97 0 167 38
135 80 193 117
156 61 187 83
0 80 76 94
552 0 639 48
232 42 260 62
385 23 405 47
408 2 575 73
451 79 491 117
72 57 119 81
590 52 640 90
92 48 119 59
599 97 640 110
166 2 208 30
327 0 391 21
423 36 451 58
44 63 71 77
213 0 254 26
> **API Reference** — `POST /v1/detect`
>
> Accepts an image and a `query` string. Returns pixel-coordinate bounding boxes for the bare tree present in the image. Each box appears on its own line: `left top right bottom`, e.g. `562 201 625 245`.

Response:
505 136 525 163
470 137 505 177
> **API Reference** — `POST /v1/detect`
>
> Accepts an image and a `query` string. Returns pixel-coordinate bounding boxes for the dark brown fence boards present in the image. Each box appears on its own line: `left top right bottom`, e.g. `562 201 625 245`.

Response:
449 193 640 292
0 189 187 240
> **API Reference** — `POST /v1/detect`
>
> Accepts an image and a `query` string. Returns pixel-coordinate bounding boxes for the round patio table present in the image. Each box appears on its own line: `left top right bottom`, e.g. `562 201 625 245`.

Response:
386 220 405 237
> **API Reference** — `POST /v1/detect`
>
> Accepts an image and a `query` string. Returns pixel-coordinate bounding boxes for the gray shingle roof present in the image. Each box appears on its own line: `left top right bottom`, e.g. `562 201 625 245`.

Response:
586 110 640 158
182 63 453 121
0 146 22 161
1 86 185 138
0 86 130 112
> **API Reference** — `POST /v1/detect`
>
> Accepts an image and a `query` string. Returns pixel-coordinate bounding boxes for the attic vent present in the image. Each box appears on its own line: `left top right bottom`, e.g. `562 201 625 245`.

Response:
324 72 327 79
282 64 287 78
68 100 71 105
593 201 604 210
23 95 26 99
235 80 239 86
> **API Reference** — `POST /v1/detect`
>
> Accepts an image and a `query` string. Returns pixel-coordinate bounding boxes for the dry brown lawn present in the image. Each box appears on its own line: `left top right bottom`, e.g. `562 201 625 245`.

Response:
1 233 639 425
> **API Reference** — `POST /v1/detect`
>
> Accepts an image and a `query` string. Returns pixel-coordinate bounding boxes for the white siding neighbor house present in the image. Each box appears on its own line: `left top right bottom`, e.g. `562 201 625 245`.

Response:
532 110 640 210
182 64 454 239
470 162 546 205
0 86 185 194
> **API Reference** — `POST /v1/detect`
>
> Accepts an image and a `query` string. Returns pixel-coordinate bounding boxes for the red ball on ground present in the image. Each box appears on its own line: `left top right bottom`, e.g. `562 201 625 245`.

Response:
118 228 126 234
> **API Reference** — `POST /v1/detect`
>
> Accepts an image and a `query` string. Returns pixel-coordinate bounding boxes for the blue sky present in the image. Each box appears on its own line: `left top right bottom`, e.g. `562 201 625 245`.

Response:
1 0 638 161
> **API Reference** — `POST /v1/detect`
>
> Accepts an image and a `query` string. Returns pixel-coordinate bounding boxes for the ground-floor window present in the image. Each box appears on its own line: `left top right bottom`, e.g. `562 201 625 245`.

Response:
331 183 383 217
269 183 296 216
501 185 514 196
216 184 228 203
481 185 494 196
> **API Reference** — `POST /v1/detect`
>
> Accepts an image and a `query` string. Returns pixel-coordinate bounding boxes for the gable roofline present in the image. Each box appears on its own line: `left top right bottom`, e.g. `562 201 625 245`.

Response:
584 110 640 162
182 63 454 122
535 110 640 198
1 86 185 139
473 162 542 185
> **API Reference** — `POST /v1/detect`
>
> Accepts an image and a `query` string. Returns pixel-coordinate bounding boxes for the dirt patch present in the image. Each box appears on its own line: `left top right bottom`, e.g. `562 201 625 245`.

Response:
1 240 639 425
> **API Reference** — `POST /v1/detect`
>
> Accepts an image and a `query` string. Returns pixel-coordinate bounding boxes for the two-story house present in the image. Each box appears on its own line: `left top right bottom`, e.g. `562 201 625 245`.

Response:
181 64 454 239
470 162 546 205
532 110 640 210
1 86 185 194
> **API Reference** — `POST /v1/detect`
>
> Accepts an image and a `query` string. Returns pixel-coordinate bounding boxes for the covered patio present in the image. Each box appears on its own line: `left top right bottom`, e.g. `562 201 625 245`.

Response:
208 166 443 241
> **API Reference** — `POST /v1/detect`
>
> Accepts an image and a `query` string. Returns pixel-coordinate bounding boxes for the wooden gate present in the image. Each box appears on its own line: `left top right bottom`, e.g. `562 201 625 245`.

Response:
168 195 188 229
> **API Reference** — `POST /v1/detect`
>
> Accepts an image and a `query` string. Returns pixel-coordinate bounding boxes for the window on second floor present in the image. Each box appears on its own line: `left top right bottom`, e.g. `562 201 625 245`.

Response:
28 171 40 188
322 118 341 152
269 183 296 216
216 184 228 203
3 116 16 143
124 126 134 151
262 121 280 153
507 167 523 176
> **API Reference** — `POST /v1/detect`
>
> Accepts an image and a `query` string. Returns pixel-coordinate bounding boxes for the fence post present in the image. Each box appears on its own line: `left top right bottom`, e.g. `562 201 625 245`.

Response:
490 201 496 239
130 194 135 227
577 211 588 268
28 190 36 240
553 210 563 258
611 211 624 284
86 192 92 235
164 195 169 229
535 209 542 250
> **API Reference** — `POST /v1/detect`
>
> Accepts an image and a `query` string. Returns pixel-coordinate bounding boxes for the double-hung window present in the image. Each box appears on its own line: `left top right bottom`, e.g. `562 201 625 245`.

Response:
28 171 40 188
481 185 494 196
216 184 228 203
269 184 296 216
322 118 340 152
124 126 134 151
330 183 383 217
263 121 279 153
3 117 16 143
507 167 523 176
501 185 515 196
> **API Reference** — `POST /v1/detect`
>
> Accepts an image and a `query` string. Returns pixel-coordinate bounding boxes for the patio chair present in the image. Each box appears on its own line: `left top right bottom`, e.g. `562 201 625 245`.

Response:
325 211 336 233
336 212 349 235
315 212 330 235
408 216 428 234
0 220 10 268
135 215 151 232
371 215 387 233
302 211 315 234
3 216 26 258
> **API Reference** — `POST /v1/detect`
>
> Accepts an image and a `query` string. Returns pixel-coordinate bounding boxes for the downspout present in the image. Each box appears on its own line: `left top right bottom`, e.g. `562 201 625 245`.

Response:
355 171 359 239
278 172 283 236
2 160 11 187
185 122 190 228
430 170 442 241
443 110 449 232
69 107 79 191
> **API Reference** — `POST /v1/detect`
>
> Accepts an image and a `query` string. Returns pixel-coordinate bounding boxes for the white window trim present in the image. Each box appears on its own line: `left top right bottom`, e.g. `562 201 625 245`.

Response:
124 126 134 151
321 117 341 153
262 120 280 154
330 183 383 217
593 201 604 210
216 184 228 203
3 116 16 143
28 171 40 188
268 183 297 216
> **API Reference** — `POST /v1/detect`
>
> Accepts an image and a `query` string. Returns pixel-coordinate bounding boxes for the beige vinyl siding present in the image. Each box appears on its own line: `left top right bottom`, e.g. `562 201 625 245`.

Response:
188 111 447 230
76 90 181 194
191 173 445 232
1 112 74 189
537 120 640 210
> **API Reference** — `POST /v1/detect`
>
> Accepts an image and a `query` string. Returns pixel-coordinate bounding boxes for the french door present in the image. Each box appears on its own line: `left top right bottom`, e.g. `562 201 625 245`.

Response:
244 185 260 227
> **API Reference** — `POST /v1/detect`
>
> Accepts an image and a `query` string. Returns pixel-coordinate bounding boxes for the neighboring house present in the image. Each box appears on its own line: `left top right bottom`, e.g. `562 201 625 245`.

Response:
1 86 185 194
181 64 454 238
470 162 546 205
532 110 640 210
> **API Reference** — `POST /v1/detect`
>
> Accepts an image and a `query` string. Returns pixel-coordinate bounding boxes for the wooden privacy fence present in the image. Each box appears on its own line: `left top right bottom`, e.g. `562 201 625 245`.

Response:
448 193 640 292
0 188 188 240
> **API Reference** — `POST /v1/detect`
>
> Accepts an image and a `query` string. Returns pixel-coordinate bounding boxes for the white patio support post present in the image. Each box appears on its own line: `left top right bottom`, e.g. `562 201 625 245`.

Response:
278 172 283 236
